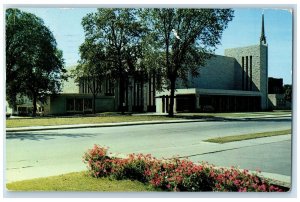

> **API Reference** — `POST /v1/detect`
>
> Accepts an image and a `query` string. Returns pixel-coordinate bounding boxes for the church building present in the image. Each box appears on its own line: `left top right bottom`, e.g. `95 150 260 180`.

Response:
155 14 268 113
8 14 272 115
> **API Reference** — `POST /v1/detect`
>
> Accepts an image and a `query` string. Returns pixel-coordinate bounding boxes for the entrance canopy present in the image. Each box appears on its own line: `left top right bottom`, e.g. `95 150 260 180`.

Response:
155 88 262 113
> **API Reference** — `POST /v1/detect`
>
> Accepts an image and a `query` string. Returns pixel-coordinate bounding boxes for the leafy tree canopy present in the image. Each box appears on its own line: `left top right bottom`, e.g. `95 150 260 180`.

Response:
139 8 234 116
6 8 66 116
79 8 147 111
283 84 292 102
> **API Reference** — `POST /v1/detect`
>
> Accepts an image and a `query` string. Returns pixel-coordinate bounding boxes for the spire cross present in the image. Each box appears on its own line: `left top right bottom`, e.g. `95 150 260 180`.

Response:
260 13 267 45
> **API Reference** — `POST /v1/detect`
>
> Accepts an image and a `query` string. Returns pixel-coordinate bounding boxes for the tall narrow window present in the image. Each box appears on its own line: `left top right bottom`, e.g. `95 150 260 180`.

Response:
82 79 85 94
87 80 90 94
242 57 244 90
137 83 140 106
99 81 102 94
141 81 144 107
105 78 113 95
105 79 108 94
133 80 136 106
152 71 156 106
246 56 248 91
250 56 253 90
85 79 88 94
148 74 152 106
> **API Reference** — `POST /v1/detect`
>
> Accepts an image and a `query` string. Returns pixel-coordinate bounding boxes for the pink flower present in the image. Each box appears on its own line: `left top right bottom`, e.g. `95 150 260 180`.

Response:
234 180 240 186
258 184 267 192
238 187 247 192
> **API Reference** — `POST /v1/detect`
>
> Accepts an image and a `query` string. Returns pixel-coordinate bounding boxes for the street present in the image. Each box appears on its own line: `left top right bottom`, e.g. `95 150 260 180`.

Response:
6 117 292 183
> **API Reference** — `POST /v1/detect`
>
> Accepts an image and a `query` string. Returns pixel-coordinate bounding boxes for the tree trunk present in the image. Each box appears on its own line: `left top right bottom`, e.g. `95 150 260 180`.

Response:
168 77 176 117
32 94 37 117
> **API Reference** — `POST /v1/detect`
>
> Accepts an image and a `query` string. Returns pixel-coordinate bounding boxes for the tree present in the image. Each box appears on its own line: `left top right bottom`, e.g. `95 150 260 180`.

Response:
140 9 234 116
71 40 108 114
6 9 66 116
81 8 146 113
283 84 292 102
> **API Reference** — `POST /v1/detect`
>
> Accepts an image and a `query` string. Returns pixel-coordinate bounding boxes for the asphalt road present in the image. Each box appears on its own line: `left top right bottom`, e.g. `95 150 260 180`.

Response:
6 117 292 183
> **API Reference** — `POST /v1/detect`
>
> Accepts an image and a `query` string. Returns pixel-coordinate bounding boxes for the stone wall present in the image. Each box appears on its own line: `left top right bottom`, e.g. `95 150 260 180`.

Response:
225 45 260 91
225 44 268 110
177 55 238 90
260 45 268 110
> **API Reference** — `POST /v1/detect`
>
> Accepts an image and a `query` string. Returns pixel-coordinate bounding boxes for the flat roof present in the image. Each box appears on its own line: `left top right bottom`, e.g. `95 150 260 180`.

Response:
156 88 262 97
196 88 262 96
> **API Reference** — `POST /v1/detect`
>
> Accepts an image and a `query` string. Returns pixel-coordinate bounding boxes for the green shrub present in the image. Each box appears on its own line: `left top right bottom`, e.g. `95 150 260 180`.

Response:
83 145 284 192
110 155 148 182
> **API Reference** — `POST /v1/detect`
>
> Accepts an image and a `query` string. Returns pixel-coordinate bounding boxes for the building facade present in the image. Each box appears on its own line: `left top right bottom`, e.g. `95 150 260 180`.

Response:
156 14 268 113
32 72 156 115
8 14 278 116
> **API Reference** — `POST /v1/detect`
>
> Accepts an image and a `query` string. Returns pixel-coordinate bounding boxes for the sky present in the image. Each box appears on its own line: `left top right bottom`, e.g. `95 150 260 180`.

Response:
19 7 293 85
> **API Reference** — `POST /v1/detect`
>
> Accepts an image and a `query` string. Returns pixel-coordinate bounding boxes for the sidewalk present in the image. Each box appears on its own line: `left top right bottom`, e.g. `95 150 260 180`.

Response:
6 113 291 133
6 119 205 132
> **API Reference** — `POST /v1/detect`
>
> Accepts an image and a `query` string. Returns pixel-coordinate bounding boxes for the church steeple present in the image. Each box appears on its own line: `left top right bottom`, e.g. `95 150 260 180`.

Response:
260 13 267 45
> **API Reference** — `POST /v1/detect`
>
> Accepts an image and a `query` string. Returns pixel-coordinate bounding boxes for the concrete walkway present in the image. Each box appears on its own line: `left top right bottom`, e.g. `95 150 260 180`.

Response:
6 119 205 132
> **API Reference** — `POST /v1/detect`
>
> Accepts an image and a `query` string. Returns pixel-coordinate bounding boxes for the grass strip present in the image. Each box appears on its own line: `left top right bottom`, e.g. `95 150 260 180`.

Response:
6 115 176 128
204 129 291 144
178 111 291 118
6 111 291 128
6 171 157 192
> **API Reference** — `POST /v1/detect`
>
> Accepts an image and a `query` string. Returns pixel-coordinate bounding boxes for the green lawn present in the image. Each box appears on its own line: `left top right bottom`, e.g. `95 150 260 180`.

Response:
178 111 291 118
6 115 176 128
204 129 291 144
6 110 291 128
6 171 158 192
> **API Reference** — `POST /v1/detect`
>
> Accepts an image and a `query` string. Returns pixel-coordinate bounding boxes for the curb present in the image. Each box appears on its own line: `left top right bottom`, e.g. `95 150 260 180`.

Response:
263 176 291 190
6 119 207 133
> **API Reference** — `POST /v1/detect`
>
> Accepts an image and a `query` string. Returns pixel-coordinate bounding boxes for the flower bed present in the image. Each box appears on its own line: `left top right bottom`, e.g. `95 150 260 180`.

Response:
83 144 284 192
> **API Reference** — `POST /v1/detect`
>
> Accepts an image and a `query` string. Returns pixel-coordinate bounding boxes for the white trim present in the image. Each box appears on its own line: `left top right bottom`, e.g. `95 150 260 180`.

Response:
157 88 262 97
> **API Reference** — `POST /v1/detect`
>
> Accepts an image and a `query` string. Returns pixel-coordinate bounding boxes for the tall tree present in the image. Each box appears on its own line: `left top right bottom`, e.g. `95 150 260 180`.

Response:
72 40 108 114
6 8 66 116
81 8 145 113
140 8 234 116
